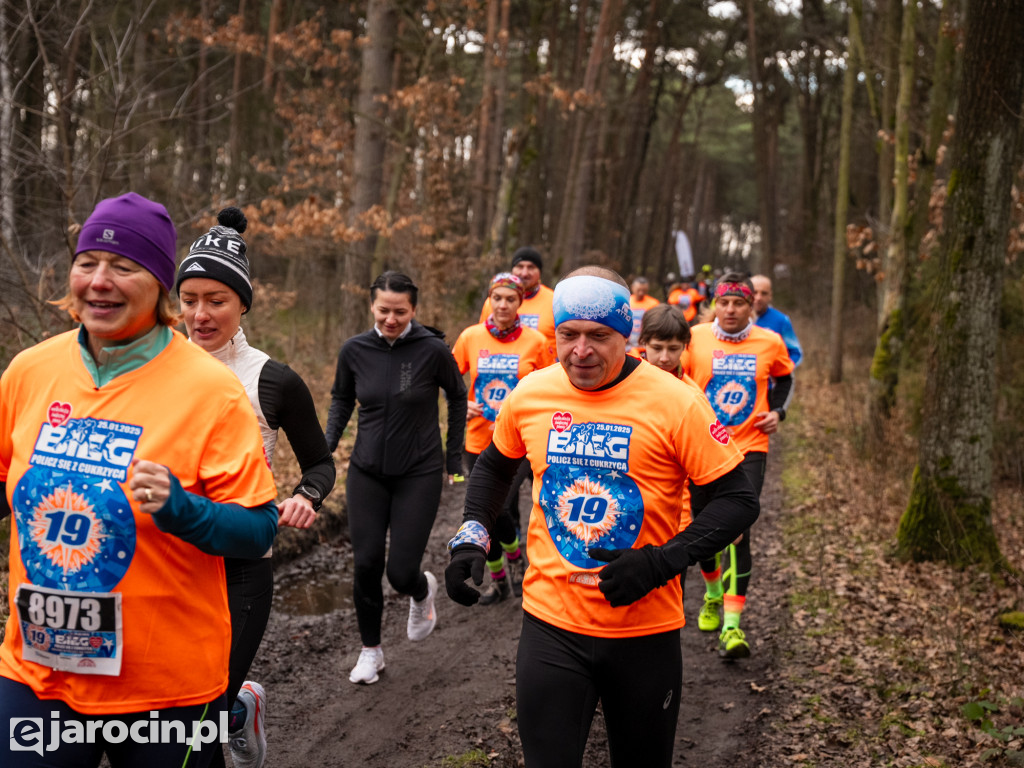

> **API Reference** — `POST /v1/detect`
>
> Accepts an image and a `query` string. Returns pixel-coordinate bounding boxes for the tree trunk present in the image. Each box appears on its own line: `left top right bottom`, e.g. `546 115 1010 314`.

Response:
0 0 15 254
471 0 498 243
342 0 397 337
227 0 249 197
866 0 916 434
552 0 620 272
607 0 660 272
640 82 693 282
907 0 959 258
487 0 510 240
899 0 1024 568
263 0 283 95
875 0 901 310
829 7 857 385
745 0 780 276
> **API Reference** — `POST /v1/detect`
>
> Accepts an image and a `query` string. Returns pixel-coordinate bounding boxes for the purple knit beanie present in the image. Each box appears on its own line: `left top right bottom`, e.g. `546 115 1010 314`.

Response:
75 193 178 290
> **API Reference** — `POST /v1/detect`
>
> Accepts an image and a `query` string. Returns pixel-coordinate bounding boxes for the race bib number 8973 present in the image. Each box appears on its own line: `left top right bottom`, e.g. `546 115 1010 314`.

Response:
15 583 122 676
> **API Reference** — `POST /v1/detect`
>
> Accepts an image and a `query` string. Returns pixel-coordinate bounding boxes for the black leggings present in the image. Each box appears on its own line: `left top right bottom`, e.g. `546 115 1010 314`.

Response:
209 556 274 767
516 612 682 768
346 463 443 647
695 451 766 597
464 451 527 561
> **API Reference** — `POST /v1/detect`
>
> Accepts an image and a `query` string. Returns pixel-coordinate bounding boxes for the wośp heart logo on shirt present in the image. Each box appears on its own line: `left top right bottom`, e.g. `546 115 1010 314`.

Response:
47 401 72 428
551 412 573 433
709 419 730 445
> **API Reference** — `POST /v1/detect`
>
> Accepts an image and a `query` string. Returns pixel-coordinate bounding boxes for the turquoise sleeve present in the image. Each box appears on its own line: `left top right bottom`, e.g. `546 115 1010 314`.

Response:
152 473 278 558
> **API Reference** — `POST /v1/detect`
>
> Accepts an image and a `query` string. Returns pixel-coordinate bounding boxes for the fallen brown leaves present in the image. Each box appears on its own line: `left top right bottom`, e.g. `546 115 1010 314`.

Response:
760 328 1024 768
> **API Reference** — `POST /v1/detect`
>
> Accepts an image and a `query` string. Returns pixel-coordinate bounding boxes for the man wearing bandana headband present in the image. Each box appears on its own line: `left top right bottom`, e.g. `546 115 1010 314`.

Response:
680 270 794 660
446 266 759 768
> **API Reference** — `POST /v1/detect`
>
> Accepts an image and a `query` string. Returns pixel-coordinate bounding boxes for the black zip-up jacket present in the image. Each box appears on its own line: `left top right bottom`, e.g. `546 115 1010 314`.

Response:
325 321 467 477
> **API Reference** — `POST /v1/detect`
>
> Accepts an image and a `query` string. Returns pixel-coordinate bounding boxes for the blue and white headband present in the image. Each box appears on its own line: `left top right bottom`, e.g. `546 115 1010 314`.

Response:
552 275 633 338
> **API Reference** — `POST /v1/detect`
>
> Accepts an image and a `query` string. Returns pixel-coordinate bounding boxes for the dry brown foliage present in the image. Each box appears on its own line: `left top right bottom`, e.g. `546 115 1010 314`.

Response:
761 314 1024 767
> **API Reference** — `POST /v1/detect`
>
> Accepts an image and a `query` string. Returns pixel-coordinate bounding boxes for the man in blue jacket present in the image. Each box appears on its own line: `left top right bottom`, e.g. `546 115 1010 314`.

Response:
752 275 802 367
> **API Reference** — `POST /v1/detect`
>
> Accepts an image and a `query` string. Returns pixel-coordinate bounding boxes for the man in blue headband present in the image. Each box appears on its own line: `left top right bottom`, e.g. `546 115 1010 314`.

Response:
445 265 761 767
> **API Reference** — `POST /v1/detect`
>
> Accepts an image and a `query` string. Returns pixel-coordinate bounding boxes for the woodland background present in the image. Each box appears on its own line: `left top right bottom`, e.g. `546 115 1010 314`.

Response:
0 1 1023 763
1 0 1022 563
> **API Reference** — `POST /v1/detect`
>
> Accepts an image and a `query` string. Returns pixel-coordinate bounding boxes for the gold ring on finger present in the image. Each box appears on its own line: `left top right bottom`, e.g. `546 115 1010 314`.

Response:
145 487 153 503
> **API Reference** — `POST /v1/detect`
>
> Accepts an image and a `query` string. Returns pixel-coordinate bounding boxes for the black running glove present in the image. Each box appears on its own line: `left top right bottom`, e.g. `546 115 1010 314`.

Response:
445 545 487 606
589 545 671 607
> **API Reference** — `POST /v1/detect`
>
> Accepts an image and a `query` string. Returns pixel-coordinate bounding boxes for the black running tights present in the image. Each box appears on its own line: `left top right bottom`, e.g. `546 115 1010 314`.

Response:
346 463 442 647
516 612 682 768
695 451 766 597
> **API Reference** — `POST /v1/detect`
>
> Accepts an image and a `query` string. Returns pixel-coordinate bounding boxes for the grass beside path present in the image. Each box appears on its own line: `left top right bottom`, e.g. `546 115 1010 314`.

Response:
765 358 1024 768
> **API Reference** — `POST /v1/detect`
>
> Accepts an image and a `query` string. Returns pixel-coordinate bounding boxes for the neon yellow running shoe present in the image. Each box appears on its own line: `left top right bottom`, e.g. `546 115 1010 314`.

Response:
697 595 723 632
718 627 751 660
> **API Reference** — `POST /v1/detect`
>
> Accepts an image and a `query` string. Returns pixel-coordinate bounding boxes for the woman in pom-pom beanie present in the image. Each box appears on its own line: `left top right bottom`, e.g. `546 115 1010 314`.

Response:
177 206 336 768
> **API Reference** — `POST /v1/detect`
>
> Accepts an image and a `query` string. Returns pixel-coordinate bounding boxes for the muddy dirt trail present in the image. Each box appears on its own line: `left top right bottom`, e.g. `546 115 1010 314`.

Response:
244 454 789 768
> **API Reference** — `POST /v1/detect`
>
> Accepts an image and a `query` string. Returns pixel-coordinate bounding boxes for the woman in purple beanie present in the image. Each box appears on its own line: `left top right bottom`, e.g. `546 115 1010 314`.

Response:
0 192 279 767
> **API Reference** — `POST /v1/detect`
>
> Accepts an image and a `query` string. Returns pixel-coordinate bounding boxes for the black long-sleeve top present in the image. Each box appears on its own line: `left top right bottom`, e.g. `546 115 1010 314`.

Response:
258 359 336 505
325 321 467 477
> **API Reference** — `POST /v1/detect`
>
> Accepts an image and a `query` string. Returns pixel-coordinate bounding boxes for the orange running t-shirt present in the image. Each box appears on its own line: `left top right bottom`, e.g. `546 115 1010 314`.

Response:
680 323 794 455
452 323 549 454
491 361 743 638
627 294 660 349
0 330 277 714
668 287 703 323
479 284 556 361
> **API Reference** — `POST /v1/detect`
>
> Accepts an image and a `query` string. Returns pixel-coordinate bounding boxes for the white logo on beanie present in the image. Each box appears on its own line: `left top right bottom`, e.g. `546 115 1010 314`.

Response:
101 229 116 242
183 261 206 273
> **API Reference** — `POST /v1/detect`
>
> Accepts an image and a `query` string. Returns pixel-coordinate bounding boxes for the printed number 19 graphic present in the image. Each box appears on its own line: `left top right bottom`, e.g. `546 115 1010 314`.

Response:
721 390 745 405
44 510 90 547
566 496 608 524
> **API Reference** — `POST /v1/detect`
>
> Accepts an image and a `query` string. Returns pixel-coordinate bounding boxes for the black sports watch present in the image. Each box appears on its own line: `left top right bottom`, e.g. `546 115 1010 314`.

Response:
772 407 786 422
294 484 323 511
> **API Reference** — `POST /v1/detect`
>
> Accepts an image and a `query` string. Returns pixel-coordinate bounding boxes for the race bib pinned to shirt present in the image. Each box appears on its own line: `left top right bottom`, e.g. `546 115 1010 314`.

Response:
16 584 123 676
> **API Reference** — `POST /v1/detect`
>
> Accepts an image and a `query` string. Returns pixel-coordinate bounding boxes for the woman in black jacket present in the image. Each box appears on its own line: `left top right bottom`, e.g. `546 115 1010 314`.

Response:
325 271 467 685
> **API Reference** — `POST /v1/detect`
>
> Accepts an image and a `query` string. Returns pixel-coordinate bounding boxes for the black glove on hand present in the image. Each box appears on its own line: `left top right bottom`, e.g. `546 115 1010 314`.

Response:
445 545 487 606
589 545 670 607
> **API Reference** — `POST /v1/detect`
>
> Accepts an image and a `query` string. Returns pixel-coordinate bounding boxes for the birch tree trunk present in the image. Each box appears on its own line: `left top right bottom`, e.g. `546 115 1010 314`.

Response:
875 0 901 311
898 0 1024 568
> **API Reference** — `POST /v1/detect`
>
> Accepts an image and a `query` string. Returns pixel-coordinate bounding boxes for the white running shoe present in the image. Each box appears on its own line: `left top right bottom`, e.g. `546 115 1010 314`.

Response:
407 571 438 641
349 646 385 685
229 681 267 768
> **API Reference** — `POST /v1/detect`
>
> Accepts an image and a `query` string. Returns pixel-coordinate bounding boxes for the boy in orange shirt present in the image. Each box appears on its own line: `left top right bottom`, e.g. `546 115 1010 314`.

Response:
680 271 794 660
446 267 759 768
453 273 548 603
637 303 690 378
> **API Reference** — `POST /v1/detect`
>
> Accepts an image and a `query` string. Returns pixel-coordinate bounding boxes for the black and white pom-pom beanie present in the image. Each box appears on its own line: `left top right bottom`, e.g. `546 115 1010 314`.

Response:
175 206 253 311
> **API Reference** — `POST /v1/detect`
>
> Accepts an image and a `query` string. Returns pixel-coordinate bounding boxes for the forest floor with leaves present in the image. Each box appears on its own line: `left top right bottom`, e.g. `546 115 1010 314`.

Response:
1 313 1023 767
